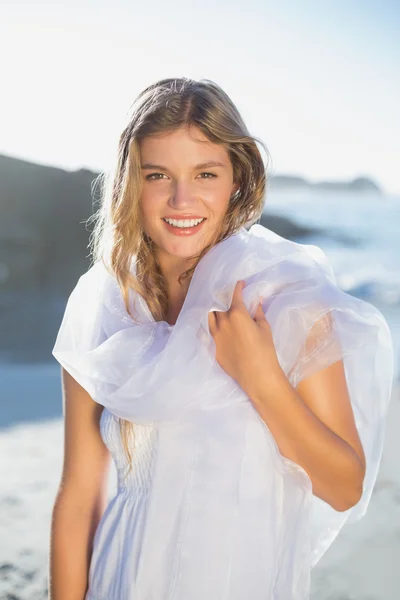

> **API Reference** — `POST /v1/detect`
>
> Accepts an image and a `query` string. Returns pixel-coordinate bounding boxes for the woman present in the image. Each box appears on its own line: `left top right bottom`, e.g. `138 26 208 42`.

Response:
49 77 393 600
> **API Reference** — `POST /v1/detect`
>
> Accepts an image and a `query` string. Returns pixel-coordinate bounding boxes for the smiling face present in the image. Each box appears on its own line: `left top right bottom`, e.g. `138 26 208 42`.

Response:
139 125 239 273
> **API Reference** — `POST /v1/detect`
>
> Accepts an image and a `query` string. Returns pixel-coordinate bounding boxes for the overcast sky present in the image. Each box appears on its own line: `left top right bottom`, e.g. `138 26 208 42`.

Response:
1 0 399 195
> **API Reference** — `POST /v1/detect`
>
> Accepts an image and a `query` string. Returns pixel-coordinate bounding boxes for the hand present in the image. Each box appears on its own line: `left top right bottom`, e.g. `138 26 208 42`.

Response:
207 280 283 399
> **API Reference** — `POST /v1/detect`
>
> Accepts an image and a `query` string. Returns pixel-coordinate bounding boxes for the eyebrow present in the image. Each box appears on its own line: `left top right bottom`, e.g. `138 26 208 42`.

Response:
141 160 227 170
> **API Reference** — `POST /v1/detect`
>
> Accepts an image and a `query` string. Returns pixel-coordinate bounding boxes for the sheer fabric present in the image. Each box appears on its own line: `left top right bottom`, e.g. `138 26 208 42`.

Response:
53 224 393 599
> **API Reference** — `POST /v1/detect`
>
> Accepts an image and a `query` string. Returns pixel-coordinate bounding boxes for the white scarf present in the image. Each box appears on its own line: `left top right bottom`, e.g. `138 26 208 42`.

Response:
53 224 393 599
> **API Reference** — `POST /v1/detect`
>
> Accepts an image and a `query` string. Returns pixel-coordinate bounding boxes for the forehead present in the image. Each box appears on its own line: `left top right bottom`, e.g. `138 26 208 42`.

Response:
139 125 229 161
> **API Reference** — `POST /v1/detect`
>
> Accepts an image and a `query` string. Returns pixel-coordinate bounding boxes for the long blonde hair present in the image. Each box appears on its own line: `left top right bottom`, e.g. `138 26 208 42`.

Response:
87 77 270 468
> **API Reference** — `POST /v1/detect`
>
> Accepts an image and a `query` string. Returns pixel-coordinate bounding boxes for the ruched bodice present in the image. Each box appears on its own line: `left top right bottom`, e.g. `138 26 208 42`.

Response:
99 407 159 494
85 409 160 600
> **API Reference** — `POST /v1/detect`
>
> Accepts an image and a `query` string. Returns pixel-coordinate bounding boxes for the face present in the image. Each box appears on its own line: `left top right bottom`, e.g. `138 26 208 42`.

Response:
138 125 239 270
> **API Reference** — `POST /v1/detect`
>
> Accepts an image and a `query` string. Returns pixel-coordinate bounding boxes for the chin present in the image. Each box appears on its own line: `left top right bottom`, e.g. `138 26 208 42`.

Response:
152 229 213 260
161 238 207 258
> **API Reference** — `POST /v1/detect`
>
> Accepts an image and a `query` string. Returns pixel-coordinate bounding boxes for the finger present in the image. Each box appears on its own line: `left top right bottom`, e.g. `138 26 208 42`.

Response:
208 310 217 336
253 302 267 324
230 280 246 310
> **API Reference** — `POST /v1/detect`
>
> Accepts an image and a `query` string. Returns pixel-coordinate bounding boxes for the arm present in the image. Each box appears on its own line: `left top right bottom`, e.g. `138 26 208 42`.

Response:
250 314 366 512
49 367 111 600
208 283 366 512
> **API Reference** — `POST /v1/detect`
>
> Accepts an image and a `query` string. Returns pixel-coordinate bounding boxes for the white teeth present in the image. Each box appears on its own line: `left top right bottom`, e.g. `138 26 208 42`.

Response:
164 217 205 228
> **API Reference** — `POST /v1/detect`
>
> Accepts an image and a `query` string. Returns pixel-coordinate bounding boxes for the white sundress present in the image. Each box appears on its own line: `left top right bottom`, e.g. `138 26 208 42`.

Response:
85 409 159 600
53 224 394 600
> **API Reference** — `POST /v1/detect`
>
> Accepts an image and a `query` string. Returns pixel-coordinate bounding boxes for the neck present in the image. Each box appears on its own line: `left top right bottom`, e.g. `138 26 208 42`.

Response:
155 250 194 286
154 251 194 314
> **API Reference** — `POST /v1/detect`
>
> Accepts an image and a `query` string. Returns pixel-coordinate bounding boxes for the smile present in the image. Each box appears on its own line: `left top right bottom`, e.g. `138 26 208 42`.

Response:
162 217 207 236
163 217 205 228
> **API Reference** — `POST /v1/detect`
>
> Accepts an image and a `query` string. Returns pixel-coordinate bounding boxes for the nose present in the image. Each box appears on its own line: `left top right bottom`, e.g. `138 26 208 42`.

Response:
168 180 196 210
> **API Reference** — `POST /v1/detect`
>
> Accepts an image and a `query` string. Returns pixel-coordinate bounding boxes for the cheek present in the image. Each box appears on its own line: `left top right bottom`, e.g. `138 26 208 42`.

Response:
140 188 164 222
202 189 231 216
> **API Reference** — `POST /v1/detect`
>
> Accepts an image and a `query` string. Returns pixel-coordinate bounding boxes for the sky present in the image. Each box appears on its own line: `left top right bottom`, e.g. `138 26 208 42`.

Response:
1 0 399 195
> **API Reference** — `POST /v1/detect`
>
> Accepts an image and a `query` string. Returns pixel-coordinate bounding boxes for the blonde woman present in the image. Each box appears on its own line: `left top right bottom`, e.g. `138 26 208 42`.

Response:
49 77 393 600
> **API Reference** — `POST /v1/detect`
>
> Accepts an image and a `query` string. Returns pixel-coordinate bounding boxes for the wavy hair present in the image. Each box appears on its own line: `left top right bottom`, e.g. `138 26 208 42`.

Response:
87 77 270 471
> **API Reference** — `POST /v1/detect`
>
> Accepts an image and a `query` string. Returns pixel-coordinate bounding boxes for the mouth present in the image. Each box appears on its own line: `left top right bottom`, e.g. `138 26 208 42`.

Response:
162 217 207 236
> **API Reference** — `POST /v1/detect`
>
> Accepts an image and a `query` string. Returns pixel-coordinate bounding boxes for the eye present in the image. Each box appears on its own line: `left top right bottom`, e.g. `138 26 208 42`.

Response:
146 173 166 181
199 172 217 179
